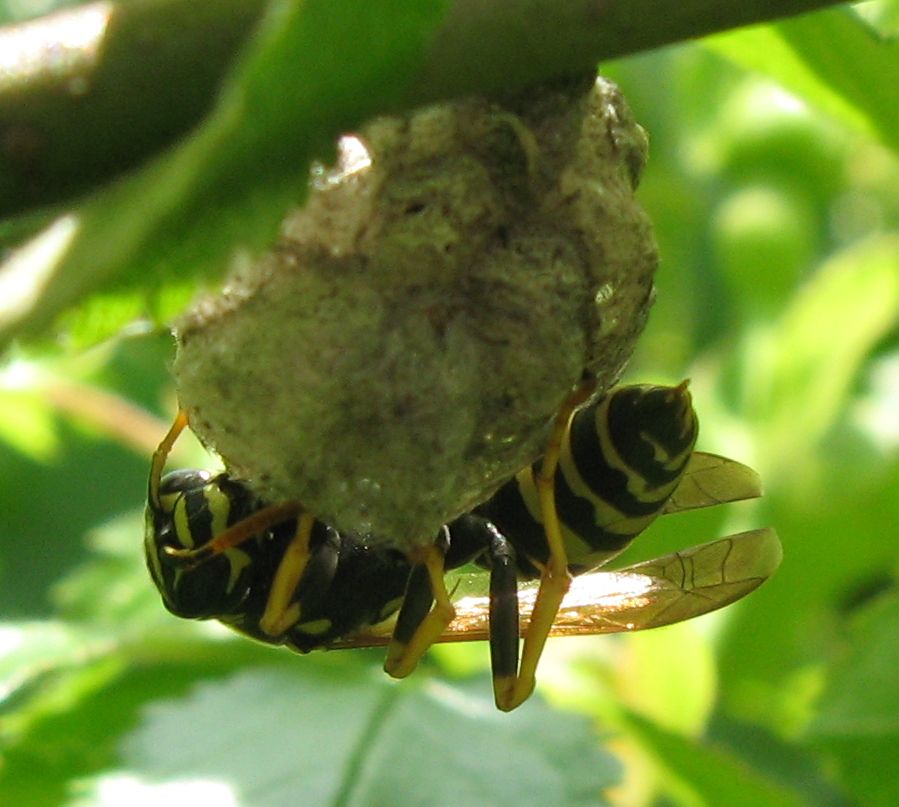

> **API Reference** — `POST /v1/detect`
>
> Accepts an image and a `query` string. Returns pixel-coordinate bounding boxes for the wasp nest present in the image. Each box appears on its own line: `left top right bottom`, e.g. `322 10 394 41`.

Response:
174 75 657 550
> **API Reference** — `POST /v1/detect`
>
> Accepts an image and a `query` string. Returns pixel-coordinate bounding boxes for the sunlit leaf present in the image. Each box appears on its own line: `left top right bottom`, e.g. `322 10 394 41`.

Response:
109 665 618 807
775 8 899 154
0 388 58 460
617 623 717 737
740 234 899 474
0 620 120 743
0 634 270 805
705 7 899 154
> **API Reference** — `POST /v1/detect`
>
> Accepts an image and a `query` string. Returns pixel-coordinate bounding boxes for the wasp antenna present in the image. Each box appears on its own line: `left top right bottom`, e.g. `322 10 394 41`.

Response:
148 410 190 508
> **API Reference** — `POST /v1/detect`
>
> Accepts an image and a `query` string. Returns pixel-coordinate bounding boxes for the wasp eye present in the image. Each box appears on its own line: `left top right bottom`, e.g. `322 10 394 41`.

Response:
159 469 213 496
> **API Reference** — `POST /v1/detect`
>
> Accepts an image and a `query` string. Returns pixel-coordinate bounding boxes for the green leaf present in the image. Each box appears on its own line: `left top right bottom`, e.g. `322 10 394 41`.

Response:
804 594 899 807
743 234 899 473
621 709 806 807
105 665 618 807
0 640 260 807
0 1 84 26
717 454 899 729
775 8 899 154
805 736 899 807
809 593 899 738
0 620 126 806
706 714 850 807
0 1 448 349
0 387 58 460
705 7 899 154
0 622 117 736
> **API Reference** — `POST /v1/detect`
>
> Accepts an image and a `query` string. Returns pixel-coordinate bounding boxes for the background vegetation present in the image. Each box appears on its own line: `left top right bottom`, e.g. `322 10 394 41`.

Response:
1 1 898 805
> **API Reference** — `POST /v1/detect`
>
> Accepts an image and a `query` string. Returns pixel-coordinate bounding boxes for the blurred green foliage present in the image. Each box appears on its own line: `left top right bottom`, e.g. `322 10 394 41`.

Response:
2 2 898 806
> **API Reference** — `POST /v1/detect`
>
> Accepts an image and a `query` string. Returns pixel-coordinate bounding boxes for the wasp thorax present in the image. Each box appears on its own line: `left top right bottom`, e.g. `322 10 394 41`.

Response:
174 75 658 550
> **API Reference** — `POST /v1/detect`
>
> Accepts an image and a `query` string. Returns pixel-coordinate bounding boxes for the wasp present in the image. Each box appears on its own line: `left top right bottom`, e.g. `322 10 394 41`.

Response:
145 383 780 710
145 411 415 653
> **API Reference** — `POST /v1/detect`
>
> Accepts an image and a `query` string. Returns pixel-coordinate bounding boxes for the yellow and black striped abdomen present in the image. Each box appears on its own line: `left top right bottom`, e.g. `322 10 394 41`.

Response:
476 384 698 576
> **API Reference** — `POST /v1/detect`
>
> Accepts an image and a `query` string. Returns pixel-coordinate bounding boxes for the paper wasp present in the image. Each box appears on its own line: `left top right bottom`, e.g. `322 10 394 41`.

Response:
145 383 780 710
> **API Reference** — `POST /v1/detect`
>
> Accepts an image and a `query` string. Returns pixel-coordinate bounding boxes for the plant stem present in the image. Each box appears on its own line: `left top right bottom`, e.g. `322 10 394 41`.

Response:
0 0 853 217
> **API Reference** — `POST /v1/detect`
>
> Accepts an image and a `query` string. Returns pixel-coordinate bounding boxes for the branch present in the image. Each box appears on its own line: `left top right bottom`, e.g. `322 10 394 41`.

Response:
1 0 852 217
413 0 856 100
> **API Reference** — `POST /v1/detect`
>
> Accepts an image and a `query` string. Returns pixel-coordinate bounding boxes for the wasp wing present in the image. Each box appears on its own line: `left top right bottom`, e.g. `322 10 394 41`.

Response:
549 526 781 634
330 528 781 647
663 452 762 514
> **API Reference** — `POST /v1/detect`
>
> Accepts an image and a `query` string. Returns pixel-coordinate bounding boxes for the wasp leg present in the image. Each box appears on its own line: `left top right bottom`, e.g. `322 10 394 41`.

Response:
443 514 522 707
258 513 324 637
150 409 305 570
483 524 522 711
384 564 434 671
163 499 303 568
505 376 597 710
384 528 455 678
148 410 189 508
288 524 341 616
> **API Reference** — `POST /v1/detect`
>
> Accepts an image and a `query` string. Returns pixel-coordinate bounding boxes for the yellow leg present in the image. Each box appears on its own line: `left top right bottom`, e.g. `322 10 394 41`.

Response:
151 408 304 569
384 542 456 679
163 500 303 567
499 377 597 711
148 410 189 509
259 513 316 637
